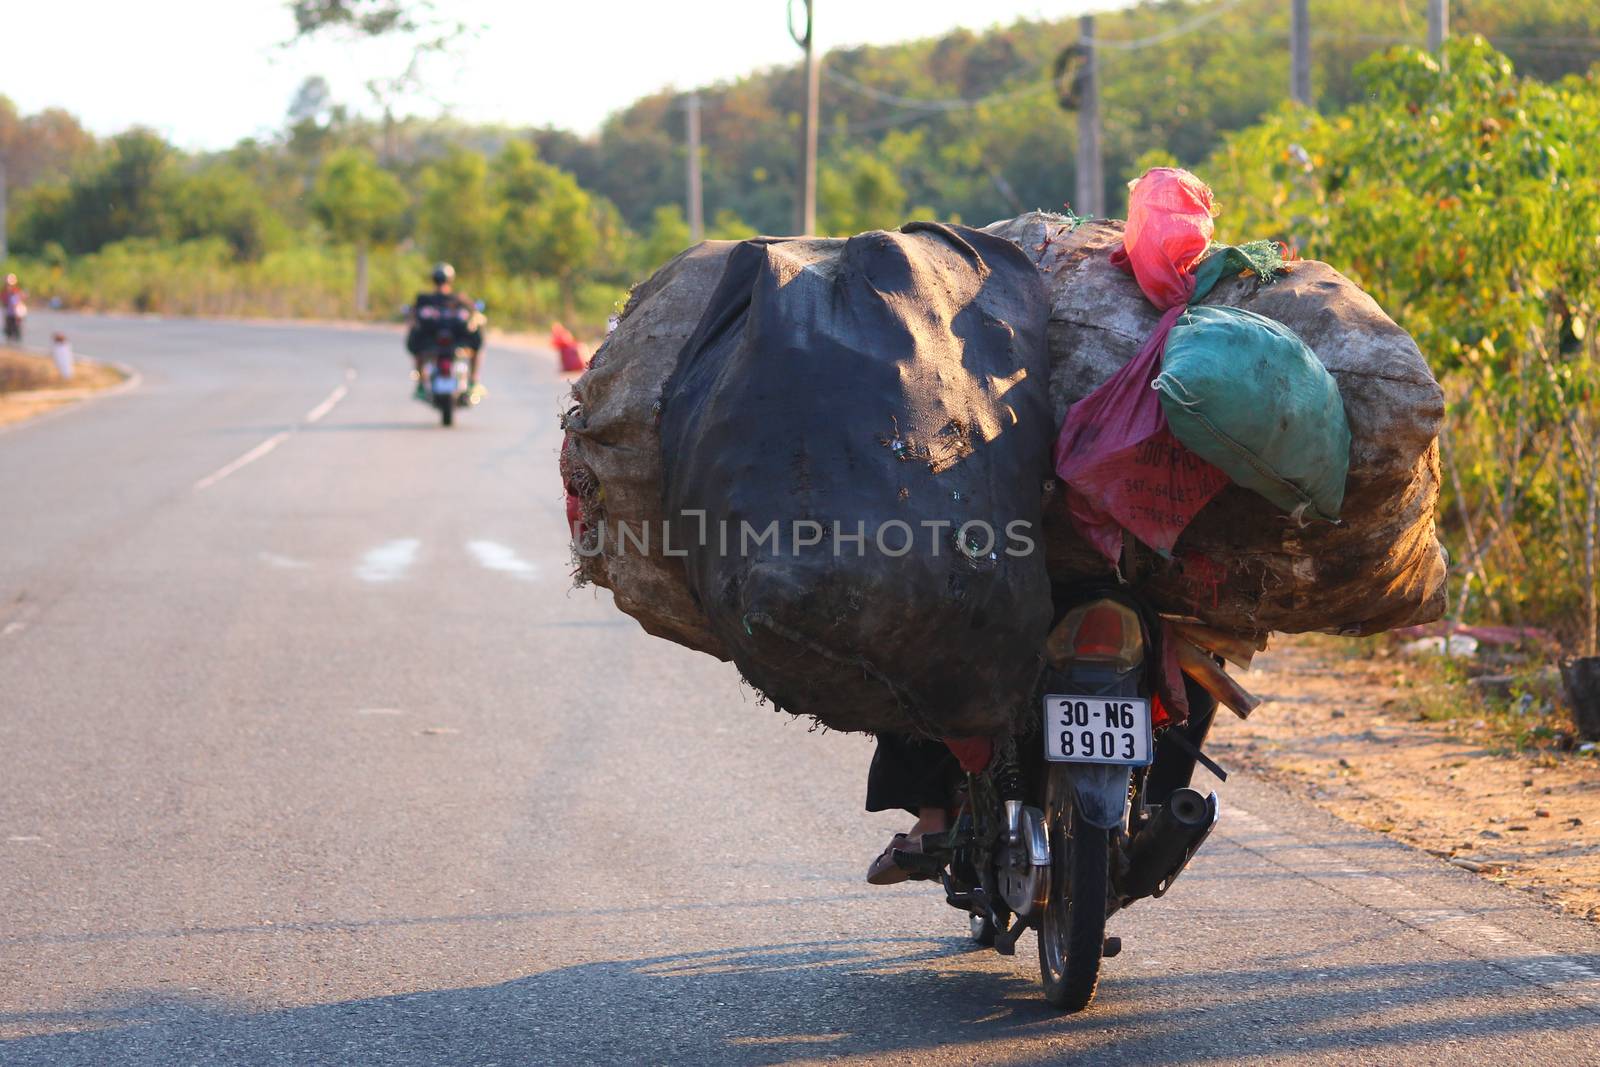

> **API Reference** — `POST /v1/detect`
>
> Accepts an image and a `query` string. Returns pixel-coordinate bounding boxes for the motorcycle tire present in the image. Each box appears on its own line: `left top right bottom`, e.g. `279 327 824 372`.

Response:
439 392 455 427
1039 764 1109 1012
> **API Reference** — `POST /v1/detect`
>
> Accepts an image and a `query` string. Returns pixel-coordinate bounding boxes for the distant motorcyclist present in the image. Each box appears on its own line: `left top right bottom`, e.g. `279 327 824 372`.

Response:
405 263 485 402
2 274 26 344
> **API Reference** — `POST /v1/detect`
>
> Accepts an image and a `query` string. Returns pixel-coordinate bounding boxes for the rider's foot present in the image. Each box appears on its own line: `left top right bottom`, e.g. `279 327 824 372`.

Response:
413 381 427 401
467 381 487 402
866 806 949 886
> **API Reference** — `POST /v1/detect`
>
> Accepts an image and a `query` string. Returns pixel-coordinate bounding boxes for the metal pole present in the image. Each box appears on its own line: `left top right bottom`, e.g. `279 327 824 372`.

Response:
1428 0 1448 52
1075 15 1103 218
797 0 819 234
1291 0 1312 106
686 92 704 243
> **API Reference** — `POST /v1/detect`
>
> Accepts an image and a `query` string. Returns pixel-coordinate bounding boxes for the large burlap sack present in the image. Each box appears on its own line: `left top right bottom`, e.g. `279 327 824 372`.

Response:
656 223 1054 735
561 240 748 658
985 211 1447 637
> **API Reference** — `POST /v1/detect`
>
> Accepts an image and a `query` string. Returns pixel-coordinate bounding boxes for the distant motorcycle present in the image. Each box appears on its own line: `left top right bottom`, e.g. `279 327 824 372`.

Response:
406 299 486 427
887 590 1239 1012
419 328 476 427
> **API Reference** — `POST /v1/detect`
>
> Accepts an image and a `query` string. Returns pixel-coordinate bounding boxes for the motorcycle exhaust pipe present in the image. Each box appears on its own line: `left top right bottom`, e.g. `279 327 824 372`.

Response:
1118 787 1218 904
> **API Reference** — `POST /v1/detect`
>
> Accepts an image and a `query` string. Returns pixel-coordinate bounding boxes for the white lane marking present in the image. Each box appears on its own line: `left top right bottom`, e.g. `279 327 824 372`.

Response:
303 384 348 424
193 373 355 491
356 708 405 716
193 431 290 491
465 540 540 580
1223 805 1600 1010
7 835 43 842
2 621 24 637
356 539 419 583
258 551 311 570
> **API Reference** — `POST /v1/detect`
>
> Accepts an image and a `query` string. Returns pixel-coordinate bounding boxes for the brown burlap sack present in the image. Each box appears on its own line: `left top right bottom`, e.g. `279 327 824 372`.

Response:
985 212 1446 637
562 214 1446 660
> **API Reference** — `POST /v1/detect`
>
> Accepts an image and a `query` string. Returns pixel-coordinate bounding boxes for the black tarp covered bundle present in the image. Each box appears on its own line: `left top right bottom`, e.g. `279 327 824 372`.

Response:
658 222 1055 735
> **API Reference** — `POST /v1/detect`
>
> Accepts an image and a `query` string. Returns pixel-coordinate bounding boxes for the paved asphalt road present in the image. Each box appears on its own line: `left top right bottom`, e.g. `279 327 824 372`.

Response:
4 312 1600 1066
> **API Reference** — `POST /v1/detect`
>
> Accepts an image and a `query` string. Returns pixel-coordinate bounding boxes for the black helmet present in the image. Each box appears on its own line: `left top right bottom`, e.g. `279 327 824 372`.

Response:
431 263 455 286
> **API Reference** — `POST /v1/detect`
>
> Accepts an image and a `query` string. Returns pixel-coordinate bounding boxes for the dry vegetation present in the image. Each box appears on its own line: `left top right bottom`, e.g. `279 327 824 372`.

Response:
0 346 125 426
1213 636 1600 923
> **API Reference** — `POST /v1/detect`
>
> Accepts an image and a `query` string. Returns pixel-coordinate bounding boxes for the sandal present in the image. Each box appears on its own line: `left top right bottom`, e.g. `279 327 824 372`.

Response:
866 833 918 886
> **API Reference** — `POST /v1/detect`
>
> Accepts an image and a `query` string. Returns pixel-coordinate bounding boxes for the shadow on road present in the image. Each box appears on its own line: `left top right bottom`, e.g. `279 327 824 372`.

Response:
5 938 1598 1065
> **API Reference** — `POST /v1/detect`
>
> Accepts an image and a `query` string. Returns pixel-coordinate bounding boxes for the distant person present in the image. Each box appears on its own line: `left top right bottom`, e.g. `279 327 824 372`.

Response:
2 274 26 345
405 263 485 402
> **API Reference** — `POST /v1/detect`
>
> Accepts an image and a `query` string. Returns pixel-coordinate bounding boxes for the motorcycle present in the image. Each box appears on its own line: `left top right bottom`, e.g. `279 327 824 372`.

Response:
420 328 476 427
406 299 486 427
887 590 1241 1012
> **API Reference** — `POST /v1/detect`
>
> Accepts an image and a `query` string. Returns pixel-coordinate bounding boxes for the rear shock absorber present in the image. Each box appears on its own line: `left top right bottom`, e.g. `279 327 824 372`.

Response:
992 737 1025 844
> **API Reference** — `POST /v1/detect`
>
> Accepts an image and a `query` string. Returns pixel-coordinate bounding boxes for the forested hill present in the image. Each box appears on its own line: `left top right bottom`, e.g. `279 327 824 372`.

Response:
532 0 1600 234
2 0 1597 334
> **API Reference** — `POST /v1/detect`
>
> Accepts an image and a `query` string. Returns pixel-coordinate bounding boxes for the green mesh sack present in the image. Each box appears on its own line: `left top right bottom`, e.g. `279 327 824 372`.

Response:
1154 304 1351 522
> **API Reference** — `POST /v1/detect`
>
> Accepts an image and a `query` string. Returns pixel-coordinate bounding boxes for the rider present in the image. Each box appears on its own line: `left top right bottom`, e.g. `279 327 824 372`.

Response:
2 274 25 329
406 263 485 402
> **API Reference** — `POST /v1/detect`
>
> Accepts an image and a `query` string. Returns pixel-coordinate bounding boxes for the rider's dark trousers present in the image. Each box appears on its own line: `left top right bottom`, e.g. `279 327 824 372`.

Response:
865 734 963 816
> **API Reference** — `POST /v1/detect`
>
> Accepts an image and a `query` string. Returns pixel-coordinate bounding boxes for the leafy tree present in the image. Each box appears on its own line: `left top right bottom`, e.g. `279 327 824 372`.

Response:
637 203 691 275
1207 37 1600 650
309 147 408 312
492 141 600 318
707 208 755 241
14 130 178 254
819 149 907 236
169 165 286 261
0 96 95 205
417 148 496 278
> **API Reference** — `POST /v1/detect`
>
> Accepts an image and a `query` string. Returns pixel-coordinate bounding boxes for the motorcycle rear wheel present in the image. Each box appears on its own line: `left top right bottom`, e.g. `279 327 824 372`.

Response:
439 392 455 427
1038 765 1109 1012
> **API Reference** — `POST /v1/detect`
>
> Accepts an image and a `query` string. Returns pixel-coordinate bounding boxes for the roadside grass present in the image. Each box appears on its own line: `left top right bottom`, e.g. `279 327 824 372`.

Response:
1390 649 1590 758
0 346 127 427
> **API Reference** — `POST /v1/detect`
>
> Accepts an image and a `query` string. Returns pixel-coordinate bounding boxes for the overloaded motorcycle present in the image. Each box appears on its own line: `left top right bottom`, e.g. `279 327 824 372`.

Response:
887 589 1248 1012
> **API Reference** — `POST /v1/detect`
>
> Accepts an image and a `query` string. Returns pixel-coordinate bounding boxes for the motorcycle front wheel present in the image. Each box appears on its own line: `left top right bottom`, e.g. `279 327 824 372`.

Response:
1038 764 1109 1012
438 392 455 427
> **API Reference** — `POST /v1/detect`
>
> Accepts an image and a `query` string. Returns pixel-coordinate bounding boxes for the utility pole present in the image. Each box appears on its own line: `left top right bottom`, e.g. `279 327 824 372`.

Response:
1428 0 1448 52
1290 0 1312 106
685 92 704 243
789 0 819 234
1075 15 1103 218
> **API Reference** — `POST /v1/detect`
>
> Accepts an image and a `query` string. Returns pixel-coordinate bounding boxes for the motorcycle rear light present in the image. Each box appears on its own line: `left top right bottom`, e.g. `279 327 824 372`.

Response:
1045 599 1145 670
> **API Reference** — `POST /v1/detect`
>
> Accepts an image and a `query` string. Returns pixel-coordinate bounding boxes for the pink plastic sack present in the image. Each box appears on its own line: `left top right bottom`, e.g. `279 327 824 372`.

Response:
1054 306 1231 562
1109 168 1218 310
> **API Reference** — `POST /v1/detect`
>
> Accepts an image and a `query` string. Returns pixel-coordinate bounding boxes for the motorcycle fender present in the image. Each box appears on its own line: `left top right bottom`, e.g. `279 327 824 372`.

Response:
1061 762 1133 830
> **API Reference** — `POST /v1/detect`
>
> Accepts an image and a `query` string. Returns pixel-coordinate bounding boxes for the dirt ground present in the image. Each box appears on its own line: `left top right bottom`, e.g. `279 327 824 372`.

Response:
0 347 126 426
1209 636 1600 923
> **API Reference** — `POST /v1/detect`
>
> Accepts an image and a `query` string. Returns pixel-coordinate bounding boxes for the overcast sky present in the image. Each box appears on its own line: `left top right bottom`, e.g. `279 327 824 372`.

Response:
6 0 1112 150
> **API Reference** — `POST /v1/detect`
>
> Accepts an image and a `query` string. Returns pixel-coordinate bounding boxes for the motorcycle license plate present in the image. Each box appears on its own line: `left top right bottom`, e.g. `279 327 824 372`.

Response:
432 375 455 394
1043 695 1153 766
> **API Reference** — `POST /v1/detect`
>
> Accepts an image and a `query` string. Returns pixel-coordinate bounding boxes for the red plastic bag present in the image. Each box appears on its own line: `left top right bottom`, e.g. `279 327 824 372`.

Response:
1053 305 1231 562
1109 168 1218 310
552 322 585 372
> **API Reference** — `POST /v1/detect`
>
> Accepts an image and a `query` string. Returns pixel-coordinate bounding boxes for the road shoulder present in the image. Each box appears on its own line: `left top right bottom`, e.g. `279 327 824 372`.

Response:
1213 636 1600 924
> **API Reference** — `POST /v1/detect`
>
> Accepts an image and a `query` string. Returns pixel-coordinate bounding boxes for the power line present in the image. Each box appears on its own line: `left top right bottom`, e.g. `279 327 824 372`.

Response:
1081 0 1254 51
822 66 1052 112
